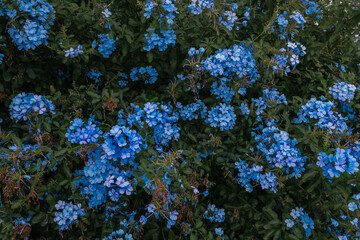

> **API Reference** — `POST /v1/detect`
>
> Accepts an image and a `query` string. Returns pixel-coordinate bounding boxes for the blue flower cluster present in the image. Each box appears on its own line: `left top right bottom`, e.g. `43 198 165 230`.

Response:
334 62 347 73
0 36 5 64
188 47 205 59
144 28 176 51
218 4 238 31
1 0 55 51
188 0 214 15
118 102 180 150
74 150 119 208
204 204 225 223
1 143 56 174
54 201 85 231
65 45 83 58
339 101 356 121
215 227 224 237
205 103 236 131
104 174 134 201
202 43 259 96
9 93 55 121
102 211 137 240
142 203 180 229
217 4 250 31
143 0 177 51
87 70 101 83
92 34 116 58
210 81 235 103
235 159 278 193
126 151 198 231
118 72 129 87
130 66 158 84
329 81 357 102
252 88 288 121
178 100 207 121
275 11 306 40
241 6 251 27
12 216 32 239
252 123 307 178
294 97 350 134
317 145 359 178
285 207 314 237
348 197 360 212
102 125 147 166
13 216 32 227
101 6 112 29
272 49 290 74
302 0 321 16
66 116 103 145
272 42 306 74
105 205 123 221
143 102 180 147
326 194 360 239
0 52 4 64
275 11 289 39
271 7 308 75
103 229 133 240
288 41 306 62
239 103 250 119
290 11 306 28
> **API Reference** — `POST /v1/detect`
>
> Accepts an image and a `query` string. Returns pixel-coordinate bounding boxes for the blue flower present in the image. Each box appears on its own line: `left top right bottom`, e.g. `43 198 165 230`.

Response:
239 103 250 119
130 66 158 84
102 7 112 18
215 227 224 236
348 202 358 211
169 211 178 221
65 45 83 58
204 204 225 223
93 34 116 58
147 204 156 213
350 218 358 227
330 218 339 227
287 207 314 237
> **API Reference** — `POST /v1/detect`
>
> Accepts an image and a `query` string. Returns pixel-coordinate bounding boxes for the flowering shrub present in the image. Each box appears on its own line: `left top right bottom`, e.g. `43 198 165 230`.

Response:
0 0 360 240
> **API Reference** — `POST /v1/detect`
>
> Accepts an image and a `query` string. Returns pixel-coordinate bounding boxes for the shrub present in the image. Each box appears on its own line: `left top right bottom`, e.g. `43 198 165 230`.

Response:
0 0 359 239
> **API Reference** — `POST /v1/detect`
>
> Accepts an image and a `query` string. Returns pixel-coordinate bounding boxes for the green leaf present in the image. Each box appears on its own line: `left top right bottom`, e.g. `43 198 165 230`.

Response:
31 212 46 224
63 164 72 179
182 168 193 175
44 121 52 132
55 148 68 157
300 169 317 184
26 68 36 79
263 207 278 219
10 134 22 146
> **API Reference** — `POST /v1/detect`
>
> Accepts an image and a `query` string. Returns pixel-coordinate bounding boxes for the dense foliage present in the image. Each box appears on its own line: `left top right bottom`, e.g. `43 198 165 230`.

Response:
0 0 360 239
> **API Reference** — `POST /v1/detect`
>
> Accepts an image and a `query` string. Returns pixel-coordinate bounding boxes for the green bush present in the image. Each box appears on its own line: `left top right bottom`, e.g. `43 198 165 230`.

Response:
0 0 359 239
